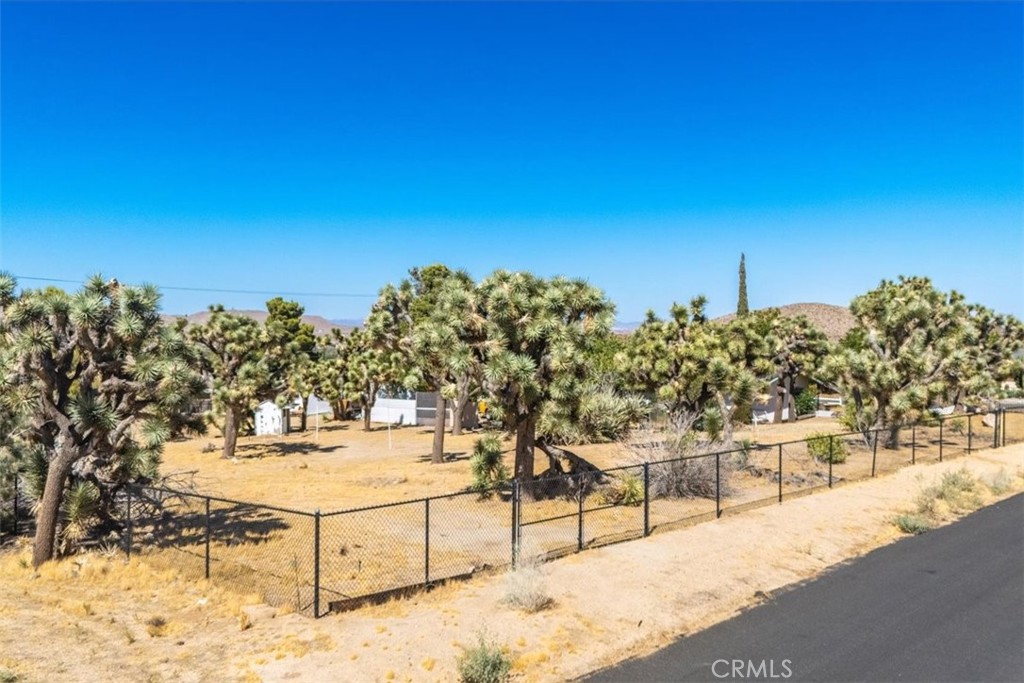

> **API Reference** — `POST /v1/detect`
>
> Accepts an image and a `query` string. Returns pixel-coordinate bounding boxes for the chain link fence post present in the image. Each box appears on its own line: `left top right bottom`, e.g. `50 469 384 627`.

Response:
777 444 783 503
715 453 722 518
577 474 584 553
424 498 430 586
871 430 878 477
643 462 651 535
314 509 321 618
125 487 133 560
205 497 211 580
939 419 944 462
828 436 834 487
967 413 973 454
510 480 520 569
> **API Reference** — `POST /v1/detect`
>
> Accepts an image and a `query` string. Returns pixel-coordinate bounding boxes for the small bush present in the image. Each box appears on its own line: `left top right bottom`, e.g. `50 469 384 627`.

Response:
0 668 18 683
988 468 1013 495
602 472 644 506
893 513 931 535
145 615 168 638
915 467 982 517
946 417 966 435
502 560 553 613
806 432 847 464
794 387 818 416
732 439 752 469
469 434 510 495
457 635 512 683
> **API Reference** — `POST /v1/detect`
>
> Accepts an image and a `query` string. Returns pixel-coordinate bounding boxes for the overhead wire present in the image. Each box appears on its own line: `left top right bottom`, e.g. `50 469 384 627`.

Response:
9 275 377 299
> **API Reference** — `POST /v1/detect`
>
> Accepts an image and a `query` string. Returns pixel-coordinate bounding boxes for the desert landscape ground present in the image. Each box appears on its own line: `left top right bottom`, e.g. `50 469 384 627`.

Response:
1 417 1021 683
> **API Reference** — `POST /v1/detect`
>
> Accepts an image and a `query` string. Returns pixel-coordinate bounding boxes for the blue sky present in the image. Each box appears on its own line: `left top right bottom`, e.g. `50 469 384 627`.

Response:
2 1 1021 321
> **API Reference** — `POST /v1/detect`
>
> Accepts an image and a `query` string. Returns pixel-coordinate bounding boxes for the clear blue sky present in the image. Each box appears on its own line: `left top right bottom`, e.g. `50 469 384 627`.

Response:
2 1 1021 322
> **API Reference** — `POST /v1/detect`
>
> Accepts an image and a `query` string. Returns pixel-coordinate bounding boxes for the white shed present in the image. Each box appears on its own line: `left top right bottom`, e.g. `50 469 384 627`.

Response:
254 401 284 436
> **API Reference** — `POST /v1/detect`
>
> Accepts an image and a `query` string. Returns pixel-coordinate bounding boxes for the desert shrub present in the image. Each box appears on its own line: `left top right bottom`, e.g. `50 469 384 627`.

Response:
945 417 966 435
457 635 512 683
502 559 553 613
805 432 847 464
601 472 644 506
0 668 18 683
648 456 723 499
915 467 982 517
893 513 931 535
794 387 818 416
469 434 509 495
987 468 1013 495
625 419 732 500
731 439 753 469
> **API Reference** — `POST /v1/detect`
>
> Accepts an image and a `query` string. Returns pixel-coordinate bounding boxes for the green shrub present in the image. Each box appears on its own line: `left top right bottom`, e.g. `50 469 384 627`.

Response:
601 472 644 506
806 432 847 464
893 513 931 535
794 387 818 416
469 434 510 495
457 635 512 683
946 417 966 435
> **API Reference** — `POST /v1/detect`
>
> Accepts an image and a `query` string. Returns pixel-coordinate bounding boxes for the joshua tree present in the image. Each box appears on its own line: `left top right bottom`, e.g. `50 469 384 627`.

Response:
750 310 831 423
404 266 485 463
477 270 614 496
343 283 417 431
0 274 204 566
265 297 317 431
824 276 979 447
619 297 766 443
190 306 277 458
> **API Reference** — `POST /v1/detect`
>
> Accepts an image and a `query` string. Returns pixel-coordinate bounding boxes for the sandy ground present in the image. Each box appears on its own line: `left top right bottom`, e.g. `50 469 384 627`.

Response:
157 415 868 510
2 443 1021 683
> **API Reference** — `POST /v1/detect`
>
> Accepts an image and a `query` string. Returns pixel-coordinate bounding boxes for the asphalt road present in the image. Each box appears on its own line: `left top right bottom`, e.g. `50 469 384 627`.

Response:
583 493 1024 683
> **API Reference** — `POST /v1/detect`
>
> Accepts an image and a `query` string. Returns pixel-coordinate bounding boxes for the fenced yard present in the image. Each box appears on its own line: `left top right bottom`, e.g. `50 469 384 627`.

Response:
2 408 1023 617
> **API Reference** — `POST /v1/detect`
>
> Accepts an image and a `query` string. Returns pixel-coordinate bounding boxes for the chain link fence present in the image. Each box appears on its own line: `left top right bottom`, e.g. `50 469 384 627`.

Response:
2 408 1023 616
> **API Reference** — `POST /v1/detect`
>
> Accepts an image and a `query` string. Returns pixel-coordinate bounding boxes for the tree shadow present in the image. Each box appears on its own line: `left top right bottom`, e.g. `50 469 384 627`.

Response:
235 441 346 458
414 451 470 463
136 499 298 549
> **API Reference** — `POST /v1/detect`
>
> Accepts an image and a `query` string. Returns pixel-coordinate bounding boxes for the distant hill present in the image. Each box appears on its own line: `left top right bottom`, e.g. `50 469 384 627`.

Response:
715 303 856 342
163 310 354 335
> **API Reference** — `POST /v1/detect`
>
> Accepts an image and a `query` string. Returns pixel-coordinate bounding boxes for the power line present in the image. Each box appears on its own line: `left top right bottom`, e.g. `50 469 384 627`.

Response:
10 275 377 299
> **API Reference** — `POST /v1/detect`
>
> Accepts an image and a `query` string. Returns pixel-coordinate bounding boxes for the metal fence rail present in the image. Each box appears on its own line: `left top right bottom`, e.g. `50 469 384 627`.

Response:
2 407 1023 617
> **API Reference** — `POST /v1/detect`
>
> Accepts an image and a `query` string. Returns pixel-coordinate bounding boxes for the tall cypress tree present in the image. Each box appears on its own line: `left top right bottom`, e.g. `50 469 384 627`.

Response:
737 253 749 317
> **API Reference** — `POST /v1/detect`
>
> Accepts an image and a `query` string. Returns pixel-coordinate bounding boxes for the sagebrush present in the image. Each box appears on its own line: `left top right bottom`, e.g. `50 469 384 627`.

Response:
457 635 512 683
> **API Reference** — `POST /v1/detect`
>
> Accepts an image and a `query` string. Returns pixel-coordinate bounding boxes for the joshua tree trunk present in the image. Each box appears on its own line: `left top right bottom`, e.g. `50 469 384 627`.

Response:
331 400 344 421
362 402 372 431
514 415 537 499
451 376 473 436
431 394 446 464
222 407 241 459
773 379 785 424
32 448 76 567
299 397 308 432
886 424 901 450
784 376 796 423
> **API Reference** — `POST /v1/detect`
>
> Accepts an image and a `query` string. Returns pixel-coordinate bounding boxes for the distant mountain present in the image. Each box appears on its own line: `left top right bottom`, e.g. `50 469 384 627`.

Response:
715 303 856 342
163 310 354 335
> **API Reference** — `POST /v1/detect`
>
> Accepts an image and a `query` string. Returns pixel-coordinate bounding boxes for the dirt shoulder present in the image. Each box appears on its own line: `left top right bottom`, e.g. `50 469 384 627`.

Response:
2 446 1022 683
